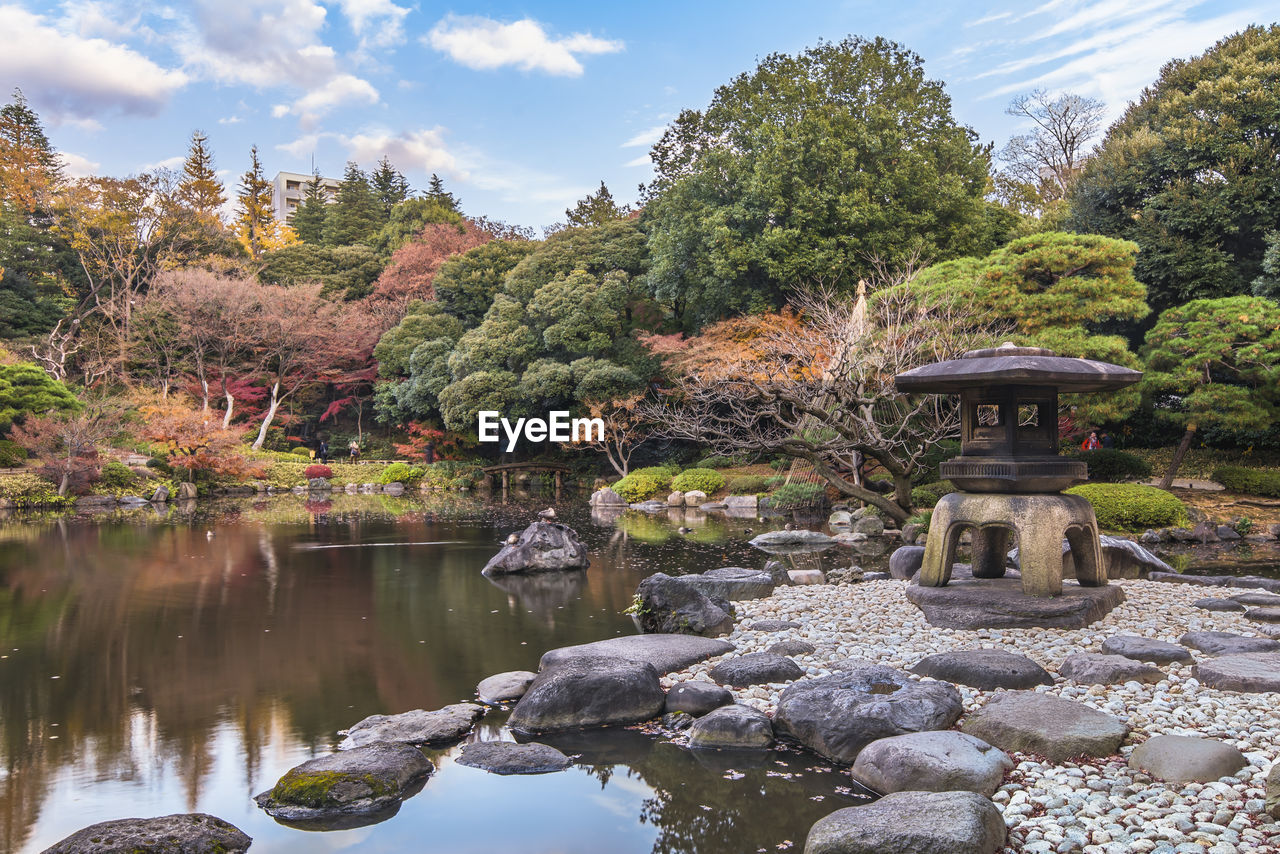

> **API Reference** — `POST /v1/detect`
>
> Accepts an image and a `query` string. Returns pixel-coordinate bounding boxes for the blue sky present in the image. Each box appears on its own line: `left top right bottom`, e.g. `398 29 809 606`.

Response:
0 0 1270 230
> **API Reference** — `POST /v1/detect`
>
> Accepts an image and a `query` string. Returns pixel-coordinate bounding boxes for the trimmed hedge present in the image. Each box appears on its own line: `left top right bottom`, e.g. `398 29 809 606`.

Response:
1212 466 1280 498
1072 449 1152 482
612 472 662 502
1064 483 1188 531
97 460 138 491
377 462 425 485
910 480 956 508
671 467 726 495
726 475 769 494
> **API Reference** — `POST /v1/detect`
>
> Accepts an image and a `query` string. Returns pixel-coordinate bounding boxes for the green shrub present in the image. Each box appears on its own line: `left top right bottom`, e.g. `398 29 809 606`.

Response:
769 481 824 507
420 460 486 489
0 439 26 468
696 454 737 468
1064 484 1188 531
769 456 790 471
1234 517 1254 535
612 473 663 502
377 462 425 485
97 459 138 491
907 509 933 535
1212 466 1280 498
0 472 68 507
291 446 313 458
910 480 956 508
1072 449 1152 482
628 465 679 491
671 467 726 494
765 475 785 488
726 475 769 494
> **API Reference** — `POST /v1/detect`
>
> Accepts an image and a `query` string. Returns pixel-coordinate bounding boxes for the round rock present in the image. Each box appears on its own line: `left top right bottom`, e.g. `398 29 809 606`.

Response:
851 731 1013 797
507 655 665 734
665 682 733 716
805 790 1006 854
961 691 1128 764
1195 652 1280 692
1128 735 1248 783
476 671 536 705
774 663 963 764
255 742 434 822
41 814 252 854
1194 597 1247 612
766 639 816 657
709 652 804 687
889 545 926 580
909 648 1054 690
1058 652 1165 685
1178 631 1280 656
456 741 572 775
1100 635 1194 665
687 703 775 750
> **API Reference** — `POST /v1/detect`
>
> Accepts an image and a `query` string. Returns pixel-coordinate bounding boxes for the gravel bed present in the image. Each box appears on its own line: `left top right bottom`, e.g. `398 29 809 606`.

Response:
660 578 1280 854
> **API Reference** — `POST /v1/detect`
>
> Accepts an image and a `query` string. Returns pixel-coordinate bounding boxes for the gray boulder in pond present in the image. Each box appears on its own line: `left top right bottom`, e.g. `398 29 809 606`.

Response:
540 633 733 674
749 529 834 547
507 655 665 734
682 566 775 601
339 703 484 749
851 731 1014 797
633 573 733 637
482 521 589 575
961 691 1128 763
41 814 251 854
709 652 804 687
589 487 626 506
254 742 433 823
805 790 1006 854
1127 735 1247 783
149 484 170 503
456 741 572 775
687 704 774 750
773 663 963 764
665 682 733 716
476 671 536 705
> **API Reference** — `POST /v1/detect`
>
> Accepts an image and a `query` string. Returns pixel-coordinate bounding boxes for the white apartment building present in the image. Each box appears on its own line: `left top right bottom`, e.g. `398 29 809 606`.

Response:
271 171 341 224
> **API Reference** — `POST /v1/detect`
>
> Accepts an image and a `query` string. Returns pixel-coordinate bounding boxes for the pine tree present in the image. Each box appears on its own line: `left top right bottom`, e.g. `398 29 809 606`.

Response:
424 173 460 213
0 88 64 212
370 156 410 217
289 167 329 245
178 130 226 220
565 181 629 228
322 161 381 246
234 144 277 260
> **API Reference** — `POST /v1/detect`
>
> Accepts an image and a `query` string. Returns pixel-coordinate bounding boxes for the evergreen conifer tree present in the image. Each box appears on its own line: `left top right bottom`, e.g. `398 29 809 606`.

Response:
235 144 278 259
370 156 410 217
290 166 329 244
322 161 381 246
178 130 226 220
424 173 460 212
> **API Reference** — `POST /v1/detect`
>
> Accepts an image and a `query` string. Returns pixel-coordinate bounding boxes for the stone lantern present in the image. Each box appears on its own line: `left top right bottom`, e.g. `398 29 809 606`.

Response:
894 343 1141 601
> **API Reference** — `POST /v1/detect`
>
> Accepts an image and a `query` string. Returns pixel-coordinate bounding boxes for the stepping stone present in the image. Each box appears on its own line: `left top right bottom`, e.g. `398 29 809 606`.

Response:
805 790 1006 854
1128 735 1248 783
851 731 1013 797
340 704 485 749
456 741 571 775
1059 652 1165 684
1178 632 1280 656
665 682 733 716
1232 592 1280 607
747 619 800 631
682 566 775 601
767 640 816 657
1245 607 1280 623
42 814 251 854
539 634 733 674
508 655 665 734
774 663 963 764
1195 652 1280 692
476 671 535 705
255 742 433 824
789 569 826 585
906 578 1125 629
749 529 835 548
1195 597 1247 612
632 574 734 637
687 703 775 750
709 652 804 687
909 649 1054 691
1100 635 1193 665
961 691 1128 763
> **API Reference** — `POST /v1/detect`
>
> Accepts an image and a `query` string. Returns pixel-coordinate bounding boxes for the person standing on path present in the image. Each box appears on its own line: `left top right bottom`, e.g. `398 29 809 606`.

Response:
348 439 360 462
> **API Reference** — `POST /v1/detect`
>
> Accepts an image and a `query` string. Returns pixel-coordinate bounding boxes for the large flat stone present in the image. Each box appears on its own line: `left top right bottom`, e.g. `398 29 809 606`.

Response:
709 652 804 687
686 703 774 750
1246 607 1280 623
909 649 1053 690
41 814 252 854
508 655 665 734
681 566 775 601
1178 632 1280 656
339 704 485 749
1128 735 1248 783
255 742 433 825
906 578 1125 630
1149 572 1280 593
539 634 733 675
1059 652 1164 685
805 790 1006 854
961 691 1128 763
456 741 572 775
1195 652 1280 692
1099 635 1193 665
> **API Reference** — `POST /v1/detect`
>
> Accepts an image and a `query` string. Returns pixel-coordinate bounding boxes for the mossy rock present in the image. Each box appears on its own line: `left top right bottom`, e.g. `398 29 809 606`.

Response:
255 742 433 825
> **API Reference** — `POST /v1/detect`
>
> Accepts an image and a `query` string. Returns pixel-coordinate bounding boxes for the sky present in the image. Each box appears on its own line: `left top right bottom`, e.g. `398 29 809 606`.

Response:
0 0 1271 230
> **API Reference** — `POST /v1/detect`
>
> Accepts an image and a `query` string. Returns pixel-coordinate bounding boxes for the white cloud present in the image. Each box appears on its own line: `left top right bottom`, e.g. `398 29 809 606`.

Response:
966 10 1012 27
58 151 100 177
621 124 666 148
427 14 623 76
176 0 334 89
623 153 652 168
59 0 140 39
276 133 324 160
218 115 243 124
142 155 185 171
0 4 186 120
333 0 409 48
339 127 459 174
293 74 379 117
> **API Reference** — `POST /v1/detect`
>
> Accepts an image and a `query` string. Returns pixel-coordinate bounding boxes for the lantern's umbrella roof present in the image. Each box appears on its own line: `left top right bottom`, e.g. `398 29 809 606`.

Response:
894 343 1142 394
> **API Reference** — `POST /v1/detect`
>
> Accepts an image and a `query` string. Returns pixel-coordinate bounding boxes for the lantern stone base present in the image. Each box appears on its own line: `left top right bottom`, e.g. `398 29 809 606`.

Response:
906 578 1126 630
919 492 1106 598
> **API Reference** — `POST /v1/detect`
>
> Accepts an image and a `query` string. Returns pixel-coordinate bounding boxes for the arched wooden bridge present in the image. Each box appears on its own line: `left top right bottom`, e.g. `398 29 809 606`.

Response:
482 462 573 491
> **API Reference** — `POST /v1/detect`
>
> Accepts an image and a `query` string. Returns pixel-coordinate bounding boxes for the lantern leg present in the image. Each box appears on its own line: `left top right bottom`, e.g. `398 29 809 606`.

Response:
919 493 963 587
1016 522 1066 598
971 525 1012 579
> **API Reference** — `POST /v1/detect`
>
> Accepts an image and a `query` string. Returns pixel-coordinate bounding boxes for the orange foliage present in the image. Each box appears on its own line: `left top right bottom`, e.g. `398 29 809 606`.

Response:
138 395 262 481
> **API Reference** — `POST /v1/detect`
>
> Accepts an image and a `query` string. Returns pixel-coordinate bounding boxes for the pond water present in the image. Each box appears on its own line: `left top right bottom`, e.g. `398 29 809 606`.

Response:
0 494 873 854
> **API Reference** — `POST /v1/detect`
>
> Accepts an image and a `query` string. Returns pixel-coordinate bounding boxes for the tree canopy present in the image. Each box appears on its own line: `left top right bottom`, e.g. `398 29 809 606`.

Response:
0 361 80 432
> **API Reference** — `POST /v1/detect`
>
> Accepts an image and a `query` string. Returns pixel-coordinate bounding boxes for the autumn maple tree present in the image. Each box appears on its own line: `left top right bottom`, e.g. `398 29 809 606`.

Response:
365 220 491 326
138 394 259 482
10 398 123 495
